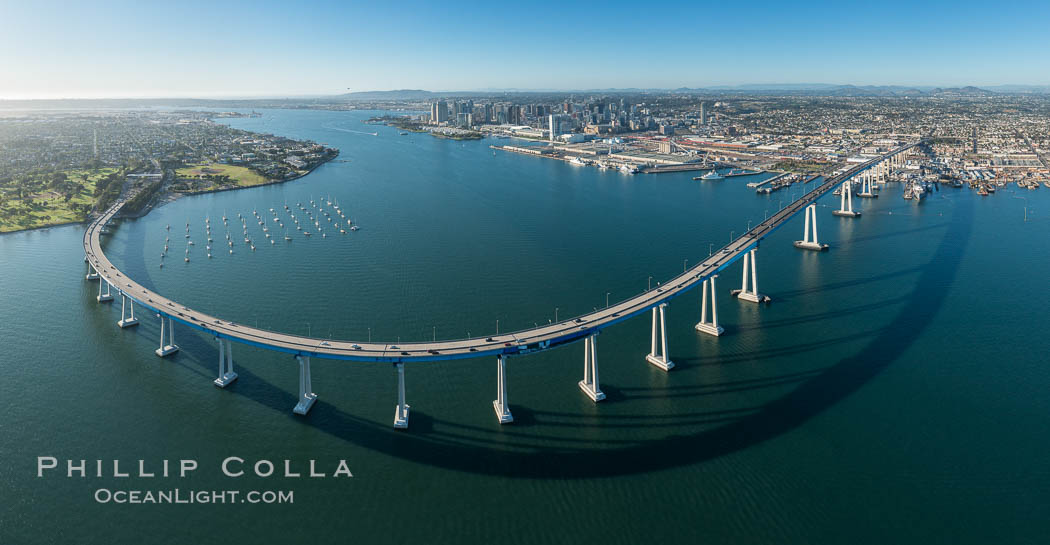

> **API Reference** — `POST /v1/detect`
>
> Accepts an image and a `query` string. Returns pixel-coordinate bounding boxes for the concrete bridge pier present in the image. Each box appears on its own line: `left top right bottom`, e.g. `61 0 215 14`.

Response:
579 333 605 401
794 204 828 251
117 294 139 328
85 261 99 281
155 315 179 357
97 278 113 303
393 362 409 428
214 338 238 388
493 355 513 424
859 168 878 197
293 355 317 415
833 179 860 217
695 276 723 336
646 303 674 371
733 249 769 304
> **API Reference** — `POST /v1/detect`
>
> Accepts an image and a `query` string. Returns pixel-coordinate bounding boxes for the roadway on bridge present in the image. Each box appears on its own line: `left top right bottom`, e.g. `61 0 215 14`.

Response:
84 144 915 362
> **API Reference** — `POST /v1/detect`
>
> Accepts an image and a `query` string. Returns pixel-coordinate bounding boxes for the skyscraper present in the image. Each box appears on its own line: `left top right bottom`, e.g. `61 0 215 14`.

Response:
549 114 570 141
700 102 708 125
430 101 449 124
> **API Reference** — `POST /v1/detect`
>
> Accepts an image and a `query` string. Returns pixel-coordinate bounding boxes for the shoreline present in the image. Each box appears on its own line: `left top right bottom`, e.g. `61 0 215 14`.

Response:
0 150 339 236
366 115 483 140
125 151 338 218
0 219 86 236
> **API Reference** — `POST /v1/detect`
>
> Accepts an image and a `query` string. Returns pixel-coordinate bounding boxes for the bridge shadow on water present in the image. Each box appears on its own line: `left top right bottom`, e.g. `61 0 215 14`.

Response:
770 268 922 302
169 199 971 479
834 222 947 247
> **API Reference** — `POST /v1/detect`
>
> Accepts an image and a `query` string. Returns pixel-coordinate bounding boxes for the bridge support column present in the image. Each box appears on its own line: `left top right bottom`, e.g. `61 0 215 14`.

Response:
293 355 317 415
859 169 877 197
214 338 238 388
493 355 513 424
833 179 860 217
117 294 139 328
85 262 99 281
733 249 769 304
97 277 113 302
794 204 828 251
393 362 409 428
155 315 179 357
695 276 723 336
646 304 674 371
579 333 605 401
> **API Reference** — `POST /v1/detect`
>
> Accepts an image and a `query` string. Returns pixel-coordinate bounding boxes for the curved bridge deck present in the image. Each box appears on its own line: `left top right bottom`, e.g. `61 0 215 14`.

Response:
85 144 915 362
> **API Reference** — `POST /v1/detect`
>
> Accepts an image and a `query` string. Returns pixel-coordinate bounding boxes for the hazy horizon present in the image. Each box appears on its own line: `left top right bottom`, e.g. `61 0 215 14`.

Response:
2 0 1049 100
4 82 1050 102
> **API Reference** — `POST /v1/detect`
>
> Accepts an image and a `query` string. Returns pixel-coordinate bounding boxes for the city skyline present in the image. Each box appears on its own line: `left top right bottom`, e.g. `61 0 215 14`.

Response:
2 0 1050 99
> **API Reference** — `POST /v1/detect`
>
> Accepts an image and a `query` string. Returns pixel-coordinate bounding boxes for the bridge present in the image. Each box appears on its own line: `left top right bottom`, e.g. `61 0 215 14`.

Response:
84 143 916 427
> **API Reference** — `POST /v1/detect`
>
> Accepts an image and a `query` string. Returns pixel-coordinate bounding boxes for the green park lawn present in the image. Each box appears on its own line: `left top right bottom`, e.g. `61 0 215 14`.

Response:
176 162 269 188
0 168 118 233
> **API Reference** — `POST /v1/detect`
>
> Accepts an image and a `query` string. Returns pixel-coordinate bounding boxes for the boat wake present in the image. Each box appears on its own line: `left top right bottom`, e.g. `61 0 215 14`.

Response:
324 125 379 136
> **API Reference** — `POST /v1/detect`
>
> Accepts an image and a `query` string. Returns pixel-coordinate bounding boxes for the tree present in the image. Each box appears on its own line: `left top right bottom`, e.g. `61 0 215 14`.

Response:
48 172 68 189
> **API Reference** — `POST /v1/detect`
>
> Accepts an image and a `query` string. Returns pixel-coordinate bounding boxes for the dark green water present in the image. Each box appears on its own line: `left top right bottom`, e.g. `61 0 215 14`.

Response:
3 109 1049 544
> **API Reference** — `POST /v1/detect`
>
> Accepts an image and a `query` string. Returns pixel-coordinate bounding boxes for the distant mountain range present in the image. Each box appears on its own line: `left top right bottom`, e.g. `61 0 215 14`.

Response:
4 85 1049 109
336 85 1050 99
674 85 999 96
335 89 441 100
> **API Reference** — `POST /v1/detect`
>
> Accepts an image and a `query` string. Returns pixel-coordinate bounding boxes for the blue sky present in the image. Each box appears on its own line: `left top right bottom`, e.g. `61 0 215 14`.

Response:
1 0 1048 98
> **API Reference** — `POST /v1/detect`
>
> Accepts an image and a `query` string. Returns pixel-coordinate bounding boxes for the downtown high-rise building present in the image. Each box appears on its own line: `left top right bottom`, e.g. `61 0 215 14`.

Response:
549 114 571 141
700 102 708 125
430 101 449 124
508 105 522 125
